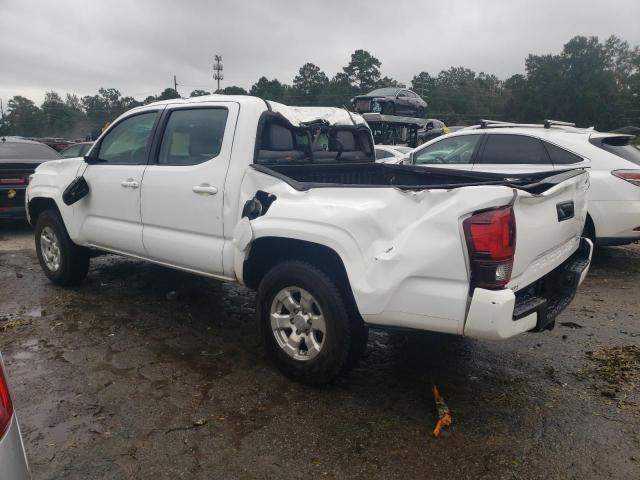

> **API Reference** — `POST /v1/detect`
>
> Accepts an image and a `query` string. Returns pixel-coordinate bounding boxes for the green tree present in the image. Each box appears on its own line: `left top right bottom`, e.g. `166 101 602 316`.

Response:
292 63 329 104
411 72 435 98
318 72 357 107
5 96 44 136
219 86 247 95
342 49 381 93
376 76 404 88
42 91 75 136
157 88 181 101
190 89 211 97
250 77 287 102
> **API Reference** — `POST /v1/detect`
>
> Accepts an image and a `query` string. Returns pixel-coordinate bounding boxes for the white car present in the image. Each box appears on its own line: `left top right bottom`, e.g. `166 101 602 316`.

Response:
0 353 30 480
408 120 640 246
26 97 591 385
374 145 412 163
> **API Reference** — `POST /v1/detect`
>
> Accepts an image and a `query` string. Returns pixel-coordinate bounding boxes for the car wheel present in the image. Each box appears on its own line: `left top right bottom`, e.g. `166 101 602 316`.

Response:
35 210 90 286
257 260 360 386
416 107 425 118
383 102 395 115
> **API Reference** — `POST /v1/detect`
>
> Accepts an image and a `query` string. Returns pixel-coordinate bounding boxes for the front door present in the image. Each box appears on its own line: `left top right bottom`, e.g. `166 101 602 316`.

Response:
76 110 161 255
140 102 239 275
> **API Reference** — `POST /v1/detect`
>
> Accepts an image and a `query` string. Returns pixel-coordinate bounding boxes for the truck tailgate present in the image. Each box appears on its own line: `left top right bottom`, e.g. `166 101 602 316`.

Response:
508 170 589 292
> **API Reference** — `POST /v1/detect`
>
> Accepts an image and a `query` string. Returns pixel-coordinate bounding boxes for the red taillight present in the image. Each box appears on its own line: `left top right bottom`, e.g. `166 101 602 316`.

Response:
0 363 14 438
612 170 640 187
463 206 516 289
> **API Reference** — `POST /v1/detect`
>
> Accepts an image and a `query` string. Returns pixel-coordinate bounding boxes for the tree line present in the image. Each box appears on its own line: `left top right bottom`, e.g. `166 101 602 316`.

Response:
1 35 638 139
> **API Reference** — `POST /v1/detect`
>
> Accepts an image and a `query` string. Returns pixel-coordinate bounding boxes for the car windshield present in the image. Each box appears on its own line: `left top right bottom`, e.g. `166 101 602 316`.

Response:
367 88 400 96
591 136 640 166
0 141 61 160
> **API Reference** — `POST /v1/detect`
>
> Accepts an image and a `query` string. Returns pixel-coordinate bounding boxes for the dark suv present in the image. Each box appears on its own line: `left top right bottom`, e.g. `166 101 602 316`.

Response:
351 88 427 117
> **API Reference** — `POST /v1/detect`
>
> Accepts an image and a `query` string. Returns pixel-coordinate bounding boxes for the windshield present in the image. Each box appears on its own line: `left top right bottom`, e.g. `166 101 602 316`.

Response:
367 88 400 97
0 142 61 160
590 136 640 166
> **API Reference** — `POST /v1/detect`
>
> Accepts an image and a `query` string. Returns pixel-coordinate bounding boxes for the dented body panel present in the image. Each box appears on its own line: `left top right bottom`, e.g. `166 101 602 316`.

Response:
235 167 590 336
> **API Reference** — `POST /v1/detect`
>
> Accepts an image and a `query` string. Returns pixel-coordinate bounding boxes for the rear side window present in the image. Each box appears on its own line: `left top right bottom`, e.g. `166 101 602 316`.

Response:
479 135 549 165
543 142 584 165
0 142 60 160
590 136 640 166
158 108 228 165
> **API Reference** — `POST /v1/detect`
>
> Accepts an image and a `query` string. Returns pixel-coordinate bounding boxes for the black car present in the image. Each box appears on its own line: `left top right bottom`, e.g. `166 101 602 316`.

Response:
60 141 94 158
416 119 448 145
0 137 61 219
351 88 428 117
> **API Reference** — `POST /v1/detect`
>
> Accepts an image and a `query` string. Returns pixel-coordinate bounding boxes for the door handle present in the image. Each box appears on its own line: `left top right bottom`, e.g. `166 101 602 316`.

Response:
192 184 218 195
121 179 139 189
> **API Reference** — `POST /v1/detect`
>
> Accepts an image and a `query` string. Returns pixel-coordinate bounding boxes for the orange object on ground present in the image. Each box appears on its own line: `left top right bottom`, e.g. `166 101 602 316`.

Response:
432 385 452 437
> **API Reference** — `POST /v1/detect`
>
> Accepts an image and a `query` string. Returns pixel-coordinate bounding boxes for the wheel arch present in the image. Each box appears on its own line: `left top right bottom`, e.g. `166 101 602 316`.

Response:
243 236 361 319
28 196 61 226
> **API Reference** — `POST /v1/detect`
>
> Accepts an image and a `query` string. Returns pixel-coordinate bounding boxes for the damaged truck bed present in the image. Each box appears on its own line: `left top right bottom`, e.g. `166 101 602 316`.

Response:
26 95 593 385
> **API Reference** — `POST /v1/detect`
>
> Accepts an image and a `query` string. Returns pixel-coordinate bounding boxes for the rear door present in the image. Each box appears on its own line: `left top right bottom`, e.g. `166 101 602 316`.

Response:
140 101 239 275
472 133 554 174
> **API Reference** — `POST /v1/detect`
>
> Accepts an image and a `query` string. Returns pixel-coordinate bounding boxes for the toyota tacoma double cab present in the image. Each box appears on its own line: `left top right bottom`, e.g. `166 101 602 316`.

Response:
26 95 593 385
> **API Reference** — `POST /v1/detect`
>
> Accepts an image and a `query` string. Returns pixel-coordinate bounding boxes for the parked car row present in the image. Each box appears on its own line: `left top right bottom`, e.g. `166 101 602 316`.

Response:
402 120 640 247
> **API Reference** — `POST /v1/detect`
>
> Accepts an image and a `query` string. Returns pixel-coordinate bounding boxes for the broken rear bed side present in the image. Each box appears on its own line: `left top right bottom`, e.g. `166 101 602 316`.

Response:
233 162 590 337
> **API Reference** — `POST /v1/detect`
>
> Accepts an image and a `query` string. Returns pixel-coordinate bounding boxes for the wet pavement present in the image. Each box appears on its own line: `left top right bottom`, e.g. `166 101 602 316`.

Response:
1 220 639 479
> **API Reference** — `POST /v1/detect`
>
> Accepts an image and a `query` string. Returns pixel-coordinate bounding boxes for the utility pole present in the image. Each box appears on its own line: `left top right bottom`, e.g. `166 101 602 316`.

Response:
213 55 223 93
173 75 179 95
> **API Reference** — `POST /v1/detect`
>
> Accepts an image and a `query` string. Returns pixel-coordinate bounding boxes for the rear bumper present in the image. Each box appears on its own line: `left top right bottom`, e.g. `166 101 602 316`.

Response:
463 238 592 340
0 415 31 480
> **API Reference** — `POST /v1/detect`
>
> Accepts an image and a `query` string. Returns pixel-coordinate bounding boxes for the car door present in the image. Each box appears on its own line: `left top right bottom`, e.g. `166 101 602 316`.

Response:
411 133 482 171
472 133 554 174
140 101 239 276
396 91 410 115
76 109 161 255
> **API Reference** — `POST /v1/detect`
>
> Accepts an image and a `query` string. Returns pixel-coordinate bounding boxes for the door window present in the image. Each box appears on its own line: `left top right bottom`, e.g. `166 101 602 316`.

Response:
98 112 158 164
544 142 584 165
414 135 481 165
158 108 228 165
479 134 549 165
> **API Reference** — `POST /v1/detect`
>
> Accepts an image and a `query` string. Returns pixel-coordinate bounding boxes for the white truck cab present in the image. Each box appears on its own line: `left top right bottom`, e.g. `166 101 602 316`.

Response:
26 96 593 385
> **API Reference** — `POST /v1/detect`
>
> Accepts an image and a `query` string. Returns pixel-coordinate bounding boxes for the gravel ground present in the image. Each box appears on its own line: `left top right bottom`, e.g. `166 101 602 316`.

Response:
1 220 639 479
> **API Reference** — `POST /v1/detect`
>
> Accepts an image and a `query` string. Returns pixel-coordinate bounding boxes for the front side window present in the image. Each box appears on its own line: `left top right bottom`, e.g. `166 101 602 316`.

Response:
158 108 228 165
479 134 549 165
98 112 158 164
414 135 481 165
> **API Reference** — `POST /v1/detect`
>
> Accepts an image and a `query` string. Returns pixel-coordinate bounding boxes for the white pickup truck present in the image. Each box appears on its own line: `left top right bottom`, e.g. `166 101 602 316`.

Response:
26 95 593 385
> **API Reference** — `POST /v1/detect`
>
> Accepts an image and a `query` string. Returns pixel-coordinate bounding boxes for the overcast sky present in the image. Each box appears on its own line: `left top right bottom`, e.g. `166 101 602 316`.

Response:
1 0 639 105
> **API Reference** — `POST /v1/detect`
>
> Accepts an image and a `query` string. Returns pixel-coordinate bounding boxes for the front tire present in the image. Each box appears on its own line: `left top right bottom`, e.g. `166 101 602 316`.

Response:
35 210 89 286
257 260 358 386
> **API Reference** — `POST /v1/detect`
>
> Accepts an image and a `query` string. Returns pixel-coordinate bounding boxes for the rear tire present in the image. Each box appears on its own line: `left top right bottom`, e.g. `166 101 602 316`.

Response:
257 260 360 386
35 210 89 286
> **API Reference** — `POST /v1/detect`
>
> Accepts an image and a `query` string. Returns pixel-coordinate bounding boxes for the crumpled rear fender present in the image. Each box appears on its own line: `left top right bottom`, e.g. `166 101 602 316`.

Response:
234 169 518 333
